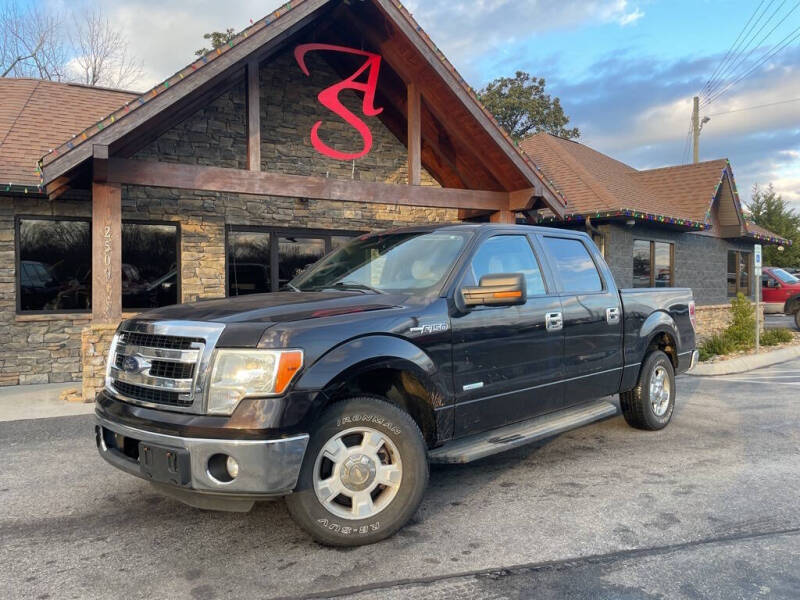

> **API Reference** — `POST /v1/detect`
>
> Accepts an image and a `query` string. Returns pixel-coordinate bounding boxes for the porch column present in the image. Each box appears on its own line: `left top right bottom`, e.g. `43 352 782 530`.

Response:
91 181 122 323
407 82 421 186
490 210 516 224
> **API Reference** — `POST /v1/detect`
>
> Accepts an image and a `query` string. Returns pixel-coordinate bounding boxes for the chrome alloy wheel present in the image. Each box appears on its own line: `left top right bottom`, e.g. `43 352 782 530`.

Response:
650 365 671 417
312 427 403 520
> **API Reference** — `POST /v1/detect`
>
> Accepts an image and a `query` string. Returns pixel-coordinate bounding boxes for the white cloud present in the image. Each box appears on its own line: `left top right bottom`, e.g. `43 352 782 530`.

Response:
618 7 644 26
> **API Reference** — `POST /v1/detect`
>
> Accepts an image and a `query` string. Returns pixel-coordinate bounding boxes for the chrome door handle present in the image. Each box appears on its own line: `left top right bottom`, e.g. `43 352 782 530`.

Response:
546 312 563 332
606 307 620 324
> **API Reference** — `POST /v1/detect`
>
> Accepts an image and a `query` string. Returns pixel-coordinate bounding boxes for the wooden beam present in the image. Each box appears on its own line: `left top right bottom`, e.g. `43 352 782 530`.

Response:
246 59 261 171
106 158 510 211
509 188 537 211
407 82 421 186
490 210 517 224
91 182 122 324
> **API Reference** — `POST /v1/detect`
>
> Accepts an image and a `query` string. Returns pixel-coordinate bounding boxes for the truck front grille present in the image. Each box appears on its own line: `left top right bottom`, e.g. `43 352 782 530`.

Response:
112 381 190 407
107 320 225 414
118 331 204 350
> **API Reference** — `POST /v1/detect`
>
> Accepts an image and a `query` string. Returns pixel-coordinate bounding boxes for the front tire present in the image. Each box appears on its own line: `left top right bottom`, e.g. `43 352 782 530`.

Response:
620 350 675 431
285 396 429 546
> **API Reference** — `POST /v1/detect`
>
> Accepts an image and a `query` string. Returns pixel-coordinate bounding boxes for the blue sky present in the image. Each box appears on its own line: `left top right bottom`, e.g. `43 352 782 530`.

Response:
48 0 800 207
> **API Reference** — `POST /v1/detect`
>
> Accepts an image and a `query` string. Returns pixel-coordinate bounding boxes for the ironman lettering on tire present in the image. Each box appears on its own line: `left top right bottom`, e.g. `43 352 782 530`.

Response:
285 396 429 546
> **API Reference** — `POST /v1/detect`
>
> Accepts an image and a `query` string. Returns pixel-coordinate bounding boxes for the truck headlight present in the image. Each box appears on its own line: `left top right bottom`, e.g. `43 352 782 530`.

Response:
207 349 303 415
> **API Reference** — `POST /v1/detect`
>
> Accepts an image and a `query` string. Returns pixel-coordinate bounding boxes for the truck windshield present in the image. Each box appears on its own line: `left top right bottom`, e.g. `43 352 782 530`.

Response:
772 268 799 284
291 231 470 294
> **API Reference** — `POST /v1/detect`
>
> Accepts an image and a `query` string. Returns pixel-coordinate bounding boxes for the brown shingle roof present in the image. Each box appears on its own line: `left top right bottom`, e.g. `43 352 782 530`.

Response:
0 79 135 188
520 133 730 226
744 221 792 245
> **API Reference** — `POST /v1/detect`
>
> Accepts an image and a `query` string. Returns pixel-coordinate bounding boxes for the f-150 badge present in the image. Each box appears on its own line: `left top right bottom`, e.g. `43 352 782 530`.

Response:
408 322 449 336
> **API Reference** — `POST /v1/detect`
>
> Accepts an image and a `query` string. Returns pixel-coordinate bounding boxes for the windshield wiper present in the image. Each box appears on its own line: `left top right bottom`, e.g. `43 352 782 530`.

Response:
285 282 301 292
327 281 385 294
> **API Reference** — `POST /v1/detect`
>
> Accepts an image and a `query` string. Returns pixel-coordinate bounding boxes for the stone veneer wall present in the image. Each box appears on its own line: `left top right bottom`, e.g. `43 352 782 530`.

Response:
0 194 92 385
694 303 765 341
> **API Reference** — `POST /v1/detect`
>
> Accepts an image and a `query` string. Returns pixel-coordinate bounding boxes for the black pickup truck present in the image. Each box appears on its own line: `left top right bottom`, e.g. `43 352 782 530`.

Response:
95 224 698 546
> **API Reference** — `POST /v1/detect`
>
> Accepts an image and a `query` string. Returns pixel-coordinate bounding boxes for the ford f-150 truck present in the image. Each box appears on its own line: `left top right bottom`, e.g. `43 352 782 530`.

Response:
95 224 698 546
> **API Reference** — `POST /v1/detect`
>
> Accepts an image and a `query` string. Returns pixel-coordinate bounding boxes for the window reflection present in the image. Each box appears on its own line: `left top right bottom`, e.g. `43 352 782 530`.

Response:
279 237 326 288
18 219 91 311
228 231 271 296
122 223 179 309
226 227 358 295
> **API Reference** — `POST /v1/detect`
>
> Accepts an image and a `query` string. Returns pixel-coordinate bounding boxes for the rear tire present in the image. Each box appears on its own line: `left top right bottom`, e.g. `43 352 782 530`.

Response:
620 350 675 431
794 310 800 331
285 396 429 547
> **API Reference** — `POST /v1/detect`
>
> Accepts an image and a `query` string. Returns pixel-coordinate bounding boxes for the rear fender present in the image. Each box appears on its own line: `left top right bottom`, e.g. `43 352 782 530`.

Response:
621 311 680 391
784 294 800 315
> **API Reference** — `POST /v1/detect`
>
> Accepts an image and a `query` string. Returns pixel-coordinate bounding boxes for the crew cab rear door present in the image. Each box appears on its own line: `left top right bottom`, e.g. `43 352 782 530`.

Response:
450 233 565 436
538 234 624 405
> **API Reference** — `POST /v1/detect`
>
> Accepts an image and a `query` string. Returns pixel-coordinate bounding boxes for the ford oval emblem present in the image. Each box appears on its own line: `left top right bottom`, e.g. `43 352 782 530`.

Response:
122 356 142 373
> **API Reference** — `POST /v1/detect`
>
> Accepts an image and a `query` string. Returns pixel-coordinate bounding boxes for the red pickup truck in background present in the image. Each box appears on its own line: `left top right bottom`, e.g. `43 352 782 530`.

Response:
761 267 800 330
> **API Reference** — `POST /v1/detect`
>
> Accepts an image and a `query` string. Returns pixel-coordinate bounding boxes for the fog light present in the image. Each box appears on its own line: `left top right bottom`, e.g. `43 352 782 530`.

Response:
226 456 239 479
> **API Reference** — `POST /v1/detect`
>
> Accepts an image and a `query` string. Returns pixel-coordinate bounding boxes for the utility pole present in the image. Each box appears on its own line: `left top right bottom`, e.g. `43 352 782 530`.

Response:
692 96 700 164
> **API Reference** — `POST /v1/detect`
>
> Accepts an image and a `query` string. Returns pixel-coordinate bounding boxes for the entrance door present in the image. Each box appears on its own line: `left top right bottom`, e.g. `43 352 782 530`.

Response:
451 234 565 436
539 235 623 405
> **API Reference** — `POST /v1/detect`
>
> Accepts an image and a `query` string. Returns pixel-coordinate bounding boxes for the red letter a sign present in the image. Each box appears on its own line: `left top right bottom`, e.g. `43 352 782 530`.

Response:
294 44 384 161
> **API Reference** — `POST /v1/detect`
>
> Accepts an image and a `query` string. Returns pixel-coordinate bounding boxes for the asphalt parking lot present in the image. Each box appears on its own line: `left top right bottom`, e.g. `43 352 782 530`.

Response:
2 360 799 600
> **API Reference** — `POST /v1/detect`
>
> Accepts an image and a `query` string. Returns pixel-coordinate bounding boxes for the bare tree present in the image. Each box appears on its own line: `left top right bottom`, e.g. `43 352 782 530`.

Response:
1 1 68 80
70 7 142 89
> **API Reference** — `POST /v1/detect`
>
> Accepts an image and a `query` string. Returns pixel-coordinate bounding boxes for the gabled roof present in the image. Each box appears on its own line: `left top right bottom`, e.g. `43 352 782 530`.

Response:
520 133 733 228
744 221 792 245
37 0 565 213
0 79 135 191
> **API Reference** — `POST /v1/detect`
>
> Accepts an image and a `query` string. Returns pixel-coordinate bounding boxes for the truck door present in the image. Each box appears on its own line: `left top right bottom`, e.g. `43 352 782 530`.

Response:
451 234 565 436
539 235 624 406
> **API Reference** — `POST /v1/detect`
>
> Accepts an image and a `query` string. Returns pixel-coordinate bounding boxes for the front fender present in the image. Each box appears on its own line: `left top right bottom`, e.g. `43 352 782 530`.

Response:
290 334 449 426
297 334 443 393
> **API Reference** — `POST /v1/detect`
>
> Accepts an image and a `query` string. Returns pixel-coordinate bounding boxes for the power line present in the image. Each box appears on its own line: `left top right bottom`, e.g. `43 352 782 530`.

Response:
699 0 767 97
702 23 800 106
704 0 800 101
680 124 692 164
701 0 777 98
706 96 800 116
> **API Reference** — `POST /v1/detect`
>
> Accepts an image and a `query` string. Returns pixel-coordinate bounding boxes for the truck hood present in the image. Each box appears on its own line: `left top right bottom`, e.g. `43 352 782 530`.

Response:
134 291 405 324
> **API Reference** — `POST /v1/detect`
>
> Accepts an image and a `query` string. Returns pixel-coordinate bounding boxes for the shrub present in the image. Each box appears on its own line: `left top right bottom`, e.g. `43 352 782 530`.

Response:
699 333 736 360
725 293 756 350
761 328 794 347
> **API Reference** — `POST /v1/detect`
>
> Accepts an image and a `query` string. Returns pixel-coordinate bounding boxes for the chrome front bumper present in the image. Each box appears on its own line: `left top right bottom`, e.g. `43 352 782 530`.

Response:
95 414 309 497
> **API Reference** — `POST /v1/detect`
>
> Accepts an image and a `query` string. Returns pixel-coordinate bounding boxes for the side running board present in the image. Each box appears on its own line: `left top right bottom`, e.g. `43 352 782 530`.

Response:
428 400 619 464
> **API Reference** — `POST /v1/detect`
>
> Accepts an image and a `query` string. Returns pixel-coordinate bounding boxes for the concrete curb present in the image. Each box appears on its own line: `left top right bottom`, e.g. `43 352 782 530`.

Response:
688 345 800 376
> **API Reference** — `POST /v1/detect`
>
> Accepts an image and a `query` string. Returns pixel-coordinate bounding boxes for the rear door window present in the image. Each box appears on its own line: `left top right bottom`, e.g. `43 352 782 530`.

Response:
542 237 603 294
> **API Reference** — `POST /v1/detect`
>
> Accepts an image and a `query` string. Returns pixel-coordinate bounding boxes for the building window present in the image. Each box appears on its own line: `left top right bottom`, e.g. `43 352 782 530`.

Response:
17 217 91 312
122 222 180 310
728 250 752 297
227 226 361 296
16 217 180 314
633 240 674 288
